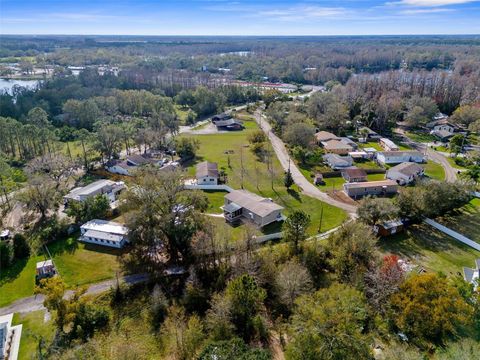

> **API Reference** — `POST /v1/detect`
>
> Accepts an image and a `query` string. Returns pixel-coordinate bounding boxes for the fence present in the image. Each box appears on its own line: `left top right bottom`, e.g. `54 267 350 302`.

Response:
424 218 480 251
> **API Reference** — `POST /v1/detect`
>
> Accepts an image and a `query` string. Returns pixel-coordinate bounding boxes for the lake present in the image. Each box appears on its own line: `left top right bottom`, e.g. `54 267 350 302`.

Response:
0 78 41 94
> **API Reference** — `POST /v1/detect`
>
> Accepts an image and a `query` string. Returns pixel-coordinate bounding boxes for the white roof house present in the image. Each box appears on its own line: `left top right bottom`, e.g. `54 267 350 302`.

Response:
64 180 125 204
0 313 22 360
376 151 426 165
80 219 129 248
323 154 353 169
196 161 219 185
223 190 284 227
386 162 424 185
379 138 399 151
463 259 480 289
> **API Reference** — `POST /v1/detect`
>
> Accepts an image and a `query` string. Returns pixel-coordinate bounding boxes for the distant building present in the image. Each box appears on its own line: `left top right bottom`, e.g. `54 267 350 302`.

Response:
343 180 398 198
223 190 284 227
0 313 22 360
212 113 231 122
373 219 404 236
322 139 353 155
80 219 129 248
376 151 426 166
463 259 480 289
359 126 381 140
64 180 125 206
315 131 339 144
213 118 244 131
379 138 399 152
196 161 219 185
386 162 424 185
341 167 368 183
106 154 177 176
323 154 353 170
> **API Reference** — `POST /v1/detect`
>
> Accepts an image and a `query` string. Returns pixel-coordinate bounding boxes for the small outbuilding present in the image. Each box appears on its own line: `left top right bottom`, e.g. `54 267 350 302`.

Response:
379 138 399 152
463 259 480 290
36 259 57 282
373 219 404 236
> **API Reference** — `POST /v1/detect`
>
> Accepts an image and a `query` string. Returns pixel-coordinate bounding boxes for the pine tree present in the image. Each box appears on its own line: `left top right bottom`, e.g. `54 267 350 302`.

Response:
284 168 294 189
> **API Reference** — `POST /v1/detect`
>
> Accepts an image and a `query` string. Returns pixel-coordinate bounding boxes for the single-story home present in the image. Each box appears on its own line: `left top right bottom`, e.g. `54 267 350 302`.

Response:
376 151 426 165
196 161 219 185
213 118 244 131
463 259 480 289
322 139 354 155
106 155 177 176
426 118 459 133
431 129 455 141
223 189 284 227
373 219 404 236
323 154 353 170
315 130 339 144
348 151 368 160
359 126 381 140
339 137 358 150
80 219 129 248
64 179 125 205
386 162 424 185
341 167 368 183
0 313 22 360
212 113 231 122
343 180 398 198
379 138 399 151
363 147 378 158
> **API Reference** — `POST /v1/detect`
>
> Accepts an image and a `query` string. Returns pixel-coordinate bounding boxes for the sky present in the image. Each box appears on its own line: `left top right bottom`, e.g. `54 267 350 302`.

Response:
1 0 479 35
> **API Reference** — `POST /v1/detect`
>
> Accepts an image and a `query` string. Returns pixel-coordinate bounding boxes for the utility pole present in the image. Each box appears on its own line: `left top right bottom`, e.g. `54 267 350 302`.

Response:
318 202 324 234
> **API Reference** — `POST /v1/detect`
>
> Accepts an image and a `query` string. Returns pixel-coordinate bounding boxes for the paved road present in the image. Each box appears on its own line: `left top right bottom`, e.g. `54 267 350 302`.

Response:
0 273 149 316
254 110 357 215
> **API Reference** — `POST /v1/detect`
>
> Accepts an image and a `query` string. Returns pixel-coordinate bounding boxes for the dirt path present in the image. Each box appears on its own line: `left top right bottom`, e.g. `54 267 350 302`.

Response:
254 110 357 215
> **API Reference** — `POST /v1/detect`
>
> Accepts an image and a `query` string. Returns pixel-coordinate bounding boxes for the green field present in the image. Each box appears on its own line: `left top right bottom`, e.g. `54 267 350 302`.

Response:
405 131 437 143
0 236 122 307
379 223 480 276
435 200 480 244
13 311 55 360
361 142 383 151
182 118 348 238
446 156 468 170
423 161 446 181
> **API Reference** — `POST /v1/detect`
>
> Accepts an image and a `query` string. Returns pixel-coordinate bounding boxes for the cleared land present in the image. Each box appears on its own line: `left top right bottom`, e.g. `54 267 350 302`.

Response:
182 118 348 238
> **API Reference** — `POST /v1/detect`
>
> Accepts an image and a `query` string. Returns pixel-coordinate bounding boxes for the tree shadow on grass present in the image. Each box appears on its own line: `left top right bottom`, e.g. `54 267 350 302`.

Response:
287 188 301 202
46 236 79 256
0 257 28 285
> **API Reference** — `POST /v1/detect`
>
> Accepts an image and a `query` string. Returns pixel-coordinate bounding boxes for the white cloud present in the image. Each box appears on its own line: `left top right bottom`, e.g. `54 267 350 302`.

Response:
400 7 454 13
258 6 346 21
396 0 478 6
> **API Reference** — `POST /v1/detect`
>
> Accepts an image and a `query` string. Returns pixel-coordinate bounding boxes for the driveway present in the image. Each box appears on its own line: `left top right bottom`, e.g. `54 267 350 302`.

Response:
254 110 357 215
0 273 149 316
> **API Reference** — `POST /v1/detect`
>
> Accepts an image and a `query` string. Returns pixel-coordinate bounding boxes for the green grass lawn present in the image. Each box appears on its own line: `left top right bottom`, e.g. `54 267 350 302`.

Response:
0 254 43 307
355 160 384 170
379 223 480 276
181 118 348 239
435 200 480 244
446 156 468 170
0 236 123 308
175 104 191 124
405 131 437 143
361 142 383 151
366 173 386 181
47 235 123 288
423 161 446 181
13 310 55 360
203 190 228 213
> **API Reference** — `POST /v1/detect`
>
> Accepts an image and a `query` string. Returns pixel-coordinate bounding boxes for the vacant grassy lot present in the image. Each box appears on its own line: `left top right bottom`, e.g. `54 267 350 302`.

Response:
361 142 383 151
405 131 437 143
0 236 122 307
0 254 43 307
435 200 480 244
13 310 55 360
47 235 123 287
379 223 480 276
182 118 348 238
423 161 446 181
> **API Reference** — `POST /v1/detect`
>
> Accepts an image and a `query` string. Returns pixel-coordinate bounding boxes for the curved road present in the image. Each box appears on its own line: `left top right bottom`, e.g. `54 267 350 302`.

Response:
254 110 357 215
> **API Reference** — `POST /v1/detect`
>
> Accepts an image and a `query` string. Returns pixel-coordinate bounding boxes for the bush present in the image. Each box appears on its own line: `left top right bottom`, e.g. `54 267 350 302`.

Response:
0 241 14 270
13 233 30 259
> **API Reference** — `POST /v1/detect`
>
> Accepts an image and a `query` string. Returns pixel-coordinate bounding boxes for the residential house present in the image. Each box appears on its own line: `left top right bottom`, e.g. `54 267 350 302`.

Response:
106 154 176 176
373 219 404 236
348 151 368 160
463 259 480 289
196 161 219 185
213 118 244 131
343 180 398 198
36 259 56 282
64 179 125 206
386 162 424 185
223 190 284 227
339 137 358 150
359 126 381 140
212 113 231 122
322 139 353 155
315 131 339 144
379 138 399 151
426 118 464 141
323 154 353 170
341 167 368 183
376 151 426 166
0 313 22 360
363 147 378 159
80 219 129 248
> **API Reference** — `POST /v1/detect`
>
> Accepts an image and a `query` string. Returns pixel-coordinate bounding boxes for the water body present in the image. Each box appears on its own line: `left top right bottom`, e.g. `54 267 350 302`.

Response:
0 78 41 94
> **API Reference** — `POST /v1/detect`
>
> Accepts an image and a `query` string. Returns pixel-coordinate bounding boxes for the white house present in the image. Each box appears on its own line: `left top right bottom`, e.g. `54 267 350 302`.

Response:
196 161 219 185
80 219 129 248
376 151 425 165
463 259 480 289
386 162 424 185
223 190 284 227
323 154 354 170
379 138 399 151
0 313 22 360
343 180 398 198
64 180 125 205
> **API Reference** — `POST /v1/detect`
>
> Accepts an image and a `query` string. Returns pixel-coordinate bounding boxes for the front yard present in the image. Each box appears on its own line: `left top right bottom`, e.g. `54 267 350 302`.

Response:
434 199 480 244
423 161 446 181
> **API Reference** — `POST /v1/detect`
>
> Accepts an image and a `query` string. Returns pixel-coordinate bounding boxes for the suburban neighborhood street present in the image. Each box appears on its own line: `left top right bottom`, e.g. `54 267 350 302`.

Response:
254 110 357 215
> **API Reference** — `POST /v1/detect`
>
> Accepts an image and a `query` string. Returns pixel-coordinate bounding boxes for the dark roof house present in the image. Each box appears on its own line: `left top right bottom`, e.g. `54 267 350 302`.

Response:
341 167 368 183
